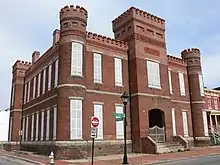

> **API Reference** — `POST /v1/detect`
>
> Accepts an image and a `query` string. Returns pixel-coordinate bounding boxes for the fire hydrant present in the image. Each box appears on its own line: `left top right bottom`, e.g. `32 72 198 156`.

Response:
49 151 54 165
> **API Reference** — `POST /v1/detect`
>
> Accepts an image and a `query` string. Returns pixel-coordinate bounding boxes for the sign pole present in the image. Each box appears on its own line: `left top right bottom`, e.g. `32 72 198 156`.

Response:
91 137 95 165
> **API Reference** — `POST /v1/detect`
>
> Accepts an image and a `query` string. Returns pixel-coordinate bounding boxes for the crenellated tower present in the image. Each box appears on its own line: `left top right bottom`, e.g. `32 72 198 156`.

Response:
9 60 31 142
181 48 209 145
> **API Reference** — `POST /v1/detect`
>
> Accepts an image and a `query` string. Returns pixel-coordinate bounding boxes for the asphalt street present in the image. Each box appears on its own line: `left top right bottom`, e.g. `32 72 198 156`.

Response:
160 154 220 165
0 155 35 165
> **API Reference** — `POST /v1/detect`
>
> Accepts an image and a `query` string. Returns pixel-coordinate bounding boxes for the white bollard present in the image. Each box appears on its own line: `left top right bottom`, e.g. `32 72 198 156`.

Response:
49 151 55 165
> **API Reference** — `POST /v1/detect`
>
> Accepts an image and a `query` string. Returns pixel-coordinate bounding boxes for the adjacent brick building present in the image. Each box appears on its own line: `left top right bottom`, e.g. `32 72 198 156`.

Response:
8 5 211 158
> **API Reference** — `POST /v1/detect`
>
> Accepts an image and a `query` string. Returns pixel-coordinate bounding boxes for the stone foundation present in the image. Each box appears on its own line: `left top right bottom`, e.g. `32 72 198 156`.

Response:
194 137 211 147
4 140 132 160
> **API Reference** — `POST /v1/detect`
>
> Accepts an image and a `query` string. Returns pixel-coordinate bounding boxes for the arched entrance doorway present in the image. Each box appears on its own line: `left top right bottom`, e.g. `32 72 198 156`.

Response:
148 109 165 143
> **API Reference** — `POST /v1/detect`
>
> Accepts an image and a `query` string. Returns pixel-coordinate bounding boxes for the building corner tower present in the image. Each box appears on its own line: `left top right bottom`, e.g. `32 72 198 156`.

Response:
181 48 210 146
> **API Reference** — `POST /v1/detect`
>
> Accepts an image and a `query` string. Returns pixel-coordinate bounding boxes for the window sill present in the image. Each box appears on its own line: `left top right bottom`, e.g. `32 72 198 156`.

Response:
115 84 123 87
94 81 103 84
148 85 161 90
71 74 83 78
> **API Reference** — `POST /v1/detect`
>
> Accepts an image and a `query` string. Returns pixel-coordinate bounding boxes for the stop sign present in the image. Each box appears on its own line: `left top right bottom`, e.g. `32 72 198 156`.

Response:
91 116 99 128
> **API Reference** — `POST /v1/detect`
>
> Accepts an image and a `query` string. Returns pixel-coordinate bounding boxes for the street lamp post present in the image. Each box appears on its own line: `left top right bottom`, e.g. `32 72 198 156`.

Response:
121 91 129 164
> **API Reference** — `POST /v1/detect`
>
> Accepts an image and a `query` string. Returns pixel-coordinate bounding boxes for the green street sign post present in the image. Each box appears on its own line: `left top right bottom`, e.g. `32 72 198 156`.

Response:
113 112 125 122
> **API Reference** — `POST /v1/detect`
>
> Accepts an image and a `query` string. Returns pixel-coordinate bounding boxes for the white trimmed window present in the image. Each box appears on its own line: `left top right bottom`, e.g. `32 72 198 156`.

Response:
33 77 36 99
41 111 44 141
182 111 189 137
94 103 103 139
179 72 185 96
214 99 219 109
168 70 173 94
24 83 27 103
114 57 123 86
42 69 46 94
53 105 57 140
171 108 176 136
70 99 82 139
46 108 50 140
71 42 83 76
11 85 15 106
202 111 209 136
25 116 29 141
208 98 212 109
48 65 52 91
9 117 12 141
147 60 161 89
199 74 204 96
93 53 102 83
31 114 34 141
22 117 25 141
37 72 41 97
54 59 59 88
27 81 31 102
35 112 39 141
115 105 124 139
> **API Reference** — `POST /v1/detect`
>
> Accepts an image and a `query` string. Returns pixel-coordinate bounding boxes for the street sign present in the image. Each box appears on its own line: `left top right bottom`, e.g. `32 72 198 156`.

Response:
91 116 99 128
116 117 124 121
113 112 125 118
91 127 98 138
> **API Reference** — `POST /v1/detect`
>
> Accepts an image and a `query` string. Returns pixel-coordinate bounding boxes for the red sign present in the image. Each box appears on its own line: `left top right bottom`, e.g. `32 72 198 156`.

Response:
91 116 99 128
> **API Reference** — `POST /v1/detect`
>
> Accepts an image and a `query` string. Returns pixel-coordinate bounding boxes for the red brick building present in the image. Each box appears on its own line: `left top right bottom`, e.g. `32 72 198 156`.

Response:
8 5 210 158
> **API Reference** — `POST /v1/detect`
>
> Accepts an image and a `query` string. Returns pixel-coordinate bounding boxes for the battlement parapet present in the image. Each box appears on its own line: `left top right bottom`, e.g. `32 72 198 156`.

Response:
112 6 165 28
167 55 186 65
181 48 200 56
60 5 88 21
13 60 31 71
86 32 128 49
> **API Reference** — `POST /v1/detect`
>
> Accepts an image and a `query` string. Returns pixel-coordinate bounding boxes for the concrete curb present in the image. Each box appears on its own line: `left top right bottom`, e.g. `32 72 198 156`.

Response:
0 153 46 165
137 153 220 165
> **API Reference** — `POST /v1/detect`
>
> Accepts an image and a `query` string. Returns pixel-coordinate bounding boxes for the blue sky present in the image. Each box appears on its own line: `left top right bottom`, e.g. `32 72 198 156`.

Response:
0 0 220 140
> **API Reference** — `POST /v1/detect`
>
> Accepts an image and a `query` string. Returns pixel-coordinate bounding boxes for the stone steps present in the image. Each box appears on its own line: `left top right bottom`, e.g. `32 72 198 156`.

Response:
156 142 185 154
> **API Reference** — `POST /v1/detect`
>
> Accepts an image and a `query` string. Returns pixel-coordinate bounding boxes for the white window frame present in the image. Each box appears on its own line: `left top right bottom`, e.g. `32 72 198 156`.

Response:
208 98 212 109
214 98 219 109
94 103 104 139
70 99 82 139
53 105 57 140
71 42 83 77
93 53 102 83
202 111 209 136
48 65 52 91
115 105 124 139
25 116 29 141
37 72 41 97
182 111 189 137
35 112 39 141
24 83 27 103
171 108 176 136
31 114 34 141
33 77 36 99
179 72 185 96
54 59 59 88
22 117 25 141
199 74 205 96
46 108 50 140
147 60 161 89
168 70 173 94
27 81 31 102
114 57 123 86
11 85 15 106
41 111 44 141
42 69 46 94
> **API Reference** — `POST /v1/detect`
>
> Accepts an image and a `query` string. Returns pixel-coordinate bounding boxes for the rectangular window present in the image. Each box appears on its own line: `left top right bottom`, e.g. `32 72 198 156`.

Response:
199 74 205 96
9 118 12 141
46 108 50 140
171 108 176 136
214 99 219 109
42 69 46 94
70 99 82 139
179 72 185 96
27 81 31 102
114 57 123 86
35 112 39 141
26 116 29 141
71 42 83 76
37 72 41 97
93 53 102 83
33 77 36 99
53 105 57 140
22 117 25 141
24 83 27 103
147 60 161 89
54 59 59 88
48 65 52 90
202 111 209 136
115 105 124 139
182 111 189 137
31 114 34 141
11 85 15 106
208 98 212 109
94 104 103 139
41 111 44 141
168 70 173 94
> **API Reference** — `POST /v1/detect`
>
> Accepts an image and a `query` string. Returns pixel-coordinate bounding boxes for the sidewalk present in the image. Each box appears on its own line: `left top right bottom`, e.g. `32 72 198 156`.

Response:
1 146 220 165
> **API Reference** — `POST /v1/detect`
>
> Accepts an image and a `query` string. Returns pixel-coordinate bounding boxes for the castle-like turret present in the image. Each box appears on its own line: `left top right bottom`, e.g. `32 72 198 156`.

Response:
181 48 209 145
